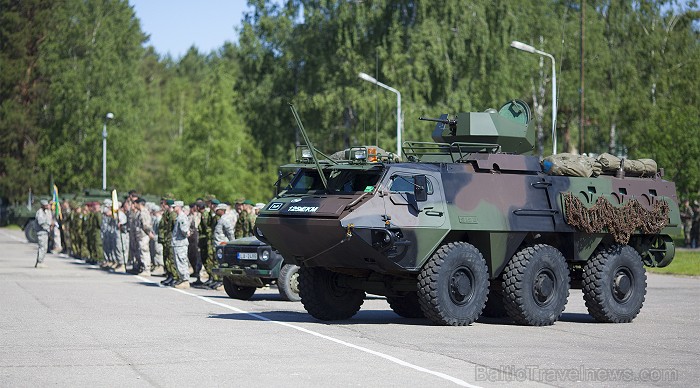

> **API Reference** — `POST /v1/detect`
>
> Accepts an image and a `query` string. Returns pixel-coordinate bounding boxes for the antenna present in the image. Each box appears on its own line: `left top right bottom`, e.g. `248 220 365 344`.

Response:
288 103 328 191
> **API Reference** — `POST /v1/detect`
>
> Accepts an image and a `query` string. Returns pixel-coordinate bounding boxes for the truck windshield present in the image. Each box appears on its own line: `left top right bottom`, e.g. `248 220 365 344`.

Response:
285 168 383 195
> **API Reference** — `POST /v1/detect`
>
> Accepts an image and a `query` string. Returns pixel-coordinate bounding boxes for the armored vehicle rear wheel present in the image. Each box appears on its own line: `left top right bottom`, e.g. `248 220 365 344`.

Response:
582 245 646 323
386 292 425 318
482 283 508 318
277 264 301 302
24 220 38 243
223 276 257 300
502 245 570 326
298 266 365 320
417 242 489 326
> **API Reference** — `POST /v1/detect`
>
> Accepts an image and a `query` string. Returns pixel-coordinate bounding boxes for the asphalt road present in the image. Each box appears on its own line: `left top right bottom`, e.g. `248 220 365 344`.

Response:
1 227 698 388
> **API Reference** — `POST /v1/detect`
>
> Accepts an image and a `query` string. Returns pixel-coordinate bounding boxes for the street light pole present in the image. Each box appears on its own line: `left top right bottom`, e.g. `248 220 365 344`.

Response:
102 112 114 191
510 40 558 155
358 72 402 158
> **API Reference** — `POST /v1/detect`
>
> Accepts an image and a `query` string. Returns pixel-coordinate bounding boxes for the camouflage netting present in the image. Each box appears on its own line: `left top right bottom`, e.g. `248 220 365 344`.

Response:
563 192 670 244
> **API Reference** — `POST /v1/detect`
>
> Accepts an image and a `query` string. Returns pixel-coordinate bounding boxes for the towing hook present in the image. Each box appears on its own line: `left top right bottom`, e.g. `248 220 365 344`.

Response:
345 224 355 240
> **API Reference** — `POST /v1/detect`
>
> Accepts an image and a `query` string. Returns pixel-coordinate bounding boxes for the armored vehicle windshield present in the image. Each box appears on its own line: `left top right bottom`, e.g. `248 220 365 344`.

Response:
284 166 384 195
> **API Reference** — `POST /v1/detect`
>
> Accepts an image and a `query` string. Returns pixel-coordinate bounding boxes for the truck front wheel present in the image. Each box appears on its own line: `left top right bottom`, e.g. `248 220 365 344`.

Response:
298 266 365 320
277 264 301 302
223 276 256 300
417 242 489 326
24 219 38 244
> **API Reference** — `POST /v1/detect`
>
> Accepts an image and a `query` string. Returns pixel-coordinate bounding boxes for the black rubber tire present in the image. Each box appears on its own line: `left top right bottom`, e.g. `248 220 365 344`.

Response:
502 244 570 326
482 283 508 318
223 276 257 300
583 245 647 323
417 242 489 326
24 220 38 244
277 264 301 302
386 292 425 318
298 266 365 320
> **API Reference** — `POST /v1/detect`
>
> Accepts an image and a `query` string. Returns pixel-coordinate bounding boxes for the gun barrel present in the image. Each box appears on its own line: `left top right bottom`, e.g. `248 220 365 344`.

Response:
419 117 449 124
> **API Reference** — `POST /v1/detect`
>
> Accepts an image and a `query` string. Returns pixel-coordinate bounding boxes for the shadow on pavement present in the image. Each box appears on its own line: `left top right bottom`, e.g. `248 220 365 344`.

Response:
208 308 430 326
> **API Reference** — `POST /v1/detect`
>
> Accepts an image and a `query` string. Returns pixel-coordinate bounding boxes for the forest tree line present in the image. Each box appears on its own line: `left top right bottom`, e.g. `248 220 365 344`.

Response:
1 0 698 203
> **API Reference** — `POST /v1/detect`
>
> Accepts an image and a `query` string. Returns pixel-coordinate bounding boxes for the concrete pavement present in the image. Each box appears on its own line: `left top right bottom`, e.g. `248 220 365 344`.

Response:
0 227 698 387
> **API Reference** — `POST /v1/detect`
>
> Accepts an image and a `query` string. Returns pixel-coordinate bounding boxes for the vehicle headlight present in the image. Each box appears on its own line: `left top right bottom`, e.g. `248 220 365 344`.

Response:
301 147 313 159
216 248 223 260
260 250 270 261
354 149 367 160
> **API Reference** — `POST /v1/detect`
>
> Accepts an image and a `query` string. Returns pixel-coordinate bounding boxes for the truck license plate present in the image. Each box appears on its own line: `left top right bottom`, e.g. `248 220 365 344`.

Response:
237 252 258 260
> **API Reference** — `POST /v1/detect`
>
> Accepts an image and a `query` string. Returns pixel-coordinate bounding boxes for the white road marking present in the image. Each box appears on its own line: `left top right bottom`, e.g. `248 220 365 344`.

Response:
135 275 481 388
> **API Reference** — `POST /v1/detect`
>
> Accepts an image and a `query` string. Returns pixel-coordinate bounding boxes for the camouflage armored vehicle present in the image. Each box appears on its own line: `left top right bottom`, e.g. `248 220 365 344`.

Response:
214 237 300 301
255 101 680 326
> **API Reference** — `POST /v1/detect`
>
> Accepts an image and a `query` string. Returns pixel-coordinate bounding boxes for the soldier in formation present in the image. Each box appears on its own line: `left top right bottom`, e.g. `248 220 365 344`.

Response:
34 200 53 268
235 199 257 239
171 200 191 289
36 191 263 290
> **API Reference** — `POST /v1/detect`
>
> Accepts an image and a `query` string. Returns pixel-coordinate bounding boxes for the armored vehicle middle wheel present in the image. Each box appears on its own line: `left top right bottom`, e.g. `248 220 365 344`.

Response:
298 266 365 320
582 245 647 323
417 242 489 326
502 244 570 326
386 291 425 318
223 276 257 300
277 264 301 302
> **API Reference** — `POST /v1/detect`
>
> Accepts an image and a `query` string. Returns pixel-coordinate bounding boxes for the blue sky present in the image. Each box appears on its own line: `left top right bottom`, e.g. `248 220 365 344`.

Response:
130 0 251 58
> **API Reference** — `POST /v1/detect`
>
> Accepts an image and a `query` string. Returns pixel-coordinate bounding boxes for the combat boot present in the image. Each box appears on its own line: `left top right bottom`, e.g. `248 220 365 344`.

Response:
160 274 173 286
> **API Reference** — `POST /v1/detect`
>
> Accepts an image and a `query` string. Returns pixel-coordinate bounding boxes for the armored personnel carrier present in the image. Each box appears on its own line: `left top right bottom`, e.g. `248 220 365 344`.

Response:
255 101 680 326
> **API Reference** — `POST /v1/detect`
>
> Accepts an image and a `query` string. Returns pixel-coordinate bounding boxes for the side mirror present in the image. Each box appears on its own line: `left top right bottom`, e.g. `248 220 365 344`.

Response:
414 175 428 202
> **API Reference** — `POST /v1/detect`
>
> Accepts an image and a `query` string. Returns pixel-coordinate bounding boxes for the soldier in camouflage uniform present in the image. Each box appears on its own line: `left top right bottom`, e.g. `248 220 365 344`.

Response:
34 200 52 268
159 199 178 286
234 200 257 239
100 201 111 268
171 200 191 289
211 202 235 290
197 199 216 288
133 198 153 275
78 204 90 260
86 203 103 264
115 200 129 271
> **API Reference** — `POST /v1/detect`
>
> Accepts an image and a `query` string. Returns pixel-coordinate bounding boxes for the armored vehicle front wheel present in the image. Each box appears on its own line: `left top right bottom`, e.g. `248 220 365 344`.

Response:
386 292 425 318
502 245 570 326
582 245 646 323
277 264 301 302
298 266 365 320
417 242 489 326
223 276 257 300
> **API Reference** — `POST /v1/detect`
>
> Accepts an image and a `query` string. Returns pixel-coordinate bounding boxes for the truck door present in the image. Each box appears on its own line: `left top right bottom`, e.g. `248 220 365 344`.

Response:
383 172 446 229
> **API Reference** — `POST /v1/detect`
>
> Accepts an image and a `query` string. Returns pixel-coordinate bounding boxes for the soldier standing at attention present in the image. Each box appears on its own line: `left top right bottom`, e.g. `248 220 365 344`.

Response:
235 200 257 239
115 201 129 271
35 199 53 268
159 199 178 286
134 198 154 275
211 202 235 290
150 203 164 274
197 198 215 288
171 201 191 289
187 203 203 286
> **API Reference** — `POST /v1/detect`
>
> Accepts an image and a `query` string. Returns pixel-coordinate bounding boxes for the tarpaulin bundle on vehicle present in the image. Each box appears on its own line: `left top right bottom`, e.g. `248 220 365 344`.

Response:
542 153 657 178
